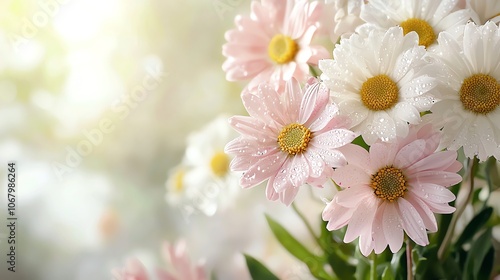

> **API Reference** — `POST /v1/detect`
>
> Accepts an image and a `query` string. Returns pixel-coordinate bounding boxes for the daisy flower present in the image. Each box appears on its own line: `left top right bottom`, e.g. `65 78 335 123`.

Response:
426 22 500 161
222 0 329 91
322 123 462 256
157 241 207 280
320 27 440 145
165 116 240 216
225 78 356 205
360 0 472 48
113 241 207 280
113 259 148 280
326 0 366 40
467 0 500 24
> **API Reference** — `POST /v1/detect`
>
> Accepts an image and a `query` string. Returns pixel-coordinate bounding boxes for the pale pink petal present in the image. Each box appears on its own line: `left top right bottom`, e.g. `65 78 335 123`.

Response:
273 159 293 192
406 150 458 175
288 154 310 187
225 137 277 158
229 154 259 171
408 183 456 204
310 146 347 167
283 78 303 121
394 139 426 169
311 128 357 149
308 103 342 132
280 186 300 206
359 230 375 257
335 185 373 207
344 195 378 243
240 150 287 188
331 165 371 188
303 150 326 178
408 170 462 188
405 193 438 232
424 200 456 214
338 144 372 173
444 161 463 173
398 198 429 246
322 198 357 230
228 116 275 141
372 203 388 254
382 203 404 253
369 142 397 170
308 45 330 64
266 176 280 201
298 82 330 125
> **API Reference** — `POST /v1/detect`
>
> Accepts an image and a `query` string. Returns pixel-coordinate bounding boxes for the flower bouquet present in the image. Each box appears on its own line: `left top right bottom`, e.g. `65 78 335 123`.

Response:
114 0 500 279
219 0 500 279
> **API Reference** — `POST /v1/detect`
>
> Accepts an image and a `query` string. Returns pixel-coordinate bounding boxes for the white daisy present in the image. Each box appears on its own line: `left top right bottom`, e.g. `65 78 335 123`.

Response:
360 0 472 48
326 0 366 40
426 21 500 161
165 115 241 216
467 0 500 24
319 26 440 144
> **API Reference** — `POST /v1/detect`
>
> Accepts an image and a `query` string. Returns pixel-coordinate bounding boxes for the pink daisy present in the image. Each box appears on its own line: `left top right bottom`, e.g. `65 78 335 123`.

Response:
113 241 206 280
225 78 356 205
322 123 463 256
157 241 207 280
113 259 148 280
222 0 329 91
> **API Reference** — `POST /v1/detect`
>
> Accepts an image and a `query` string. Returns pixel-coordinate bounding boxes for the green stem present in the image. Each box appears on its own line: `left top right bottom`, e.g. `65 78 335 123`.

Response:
291 202 322 247
370 253 378 280
309 65 319 77
437 157 477 260
406 237 413 280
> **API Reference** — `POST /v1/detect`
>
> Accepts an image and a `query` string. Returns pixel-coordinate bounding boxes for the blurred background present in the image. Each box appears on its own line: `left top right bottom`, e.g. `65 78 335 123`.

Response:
0 0 332 279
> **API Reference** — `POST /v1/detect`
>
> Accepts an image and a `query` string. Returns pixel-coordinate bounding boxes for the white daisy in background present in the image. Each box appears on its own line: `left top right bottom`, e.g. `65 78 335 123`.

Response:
326 0 366 40
426 21 500 161
165 115 240 216
360 0 472 48
319 27 441 145
467 0 500 24
165 163 189 206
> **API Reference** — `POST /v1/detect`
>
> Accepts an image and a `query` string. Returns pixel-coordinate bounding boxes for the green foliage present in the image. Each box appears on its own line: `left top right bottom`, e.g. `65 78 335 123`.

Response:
244 254 279 280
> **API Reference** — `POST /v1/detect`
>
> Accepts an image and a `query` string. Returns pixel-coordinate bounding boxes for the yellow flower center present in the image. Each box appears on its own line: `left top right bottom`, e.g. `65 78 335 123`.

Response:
173 169 185 192
360 74 399 111
371 166 408 202
268 34 299 64
210 151 230 177
460 74 500 114
277 123 312 155
400 18 436 48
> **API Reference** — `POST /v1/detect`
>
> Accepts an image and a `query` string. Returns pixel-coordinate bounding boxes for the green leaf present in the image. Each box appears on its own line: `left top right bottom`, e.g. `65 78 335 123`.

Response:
382 264 395 280
354 248 371 280
477 247 494 280
463 228 493 280
352 135 369 151
455 207 493 248
265 215 336 280
327 249 356 280
244 254 279 280
390 248 406 280
411 248 428 279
